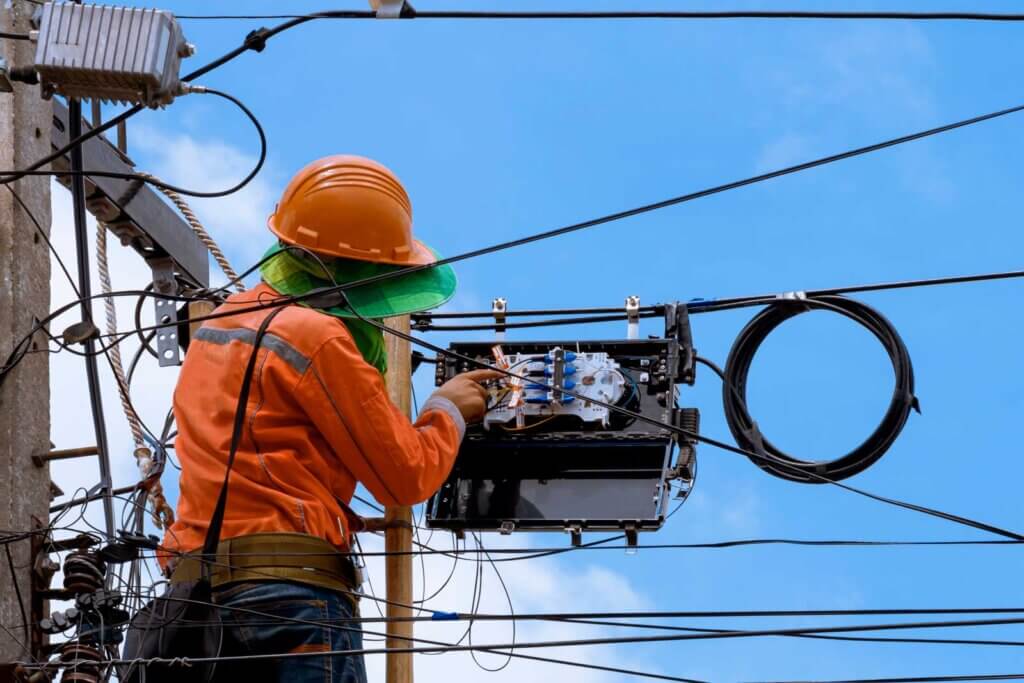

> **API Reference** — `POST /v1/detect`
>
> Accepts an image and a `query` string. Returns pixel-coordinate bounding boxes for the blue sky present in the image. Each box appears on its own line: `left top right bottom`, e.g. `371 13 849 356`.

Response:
45 1 1024 680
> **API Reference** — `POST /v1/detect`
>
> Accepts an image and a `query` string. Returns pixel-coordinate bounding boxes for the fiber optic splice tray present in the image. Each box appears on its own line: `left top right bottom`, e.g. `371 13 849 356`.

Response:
425 304 699 543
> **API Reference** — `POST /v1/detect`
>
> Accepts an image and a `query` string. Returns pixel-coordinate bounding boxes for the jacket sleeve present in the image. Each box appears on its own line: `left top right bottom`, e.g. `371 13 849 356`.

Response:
296 332 465 507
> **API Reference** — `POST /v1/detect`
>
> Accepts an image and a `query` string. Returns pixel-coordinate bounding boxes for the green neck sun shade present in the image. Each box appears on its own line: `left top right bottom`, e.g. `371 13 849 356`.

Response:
259 242 457 375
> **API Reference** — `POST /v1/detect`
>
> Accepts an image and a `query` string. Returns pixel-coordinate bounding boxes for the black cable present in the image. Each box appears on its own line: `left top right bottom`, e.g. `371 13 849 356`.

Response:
135 536 1024 561
721 295 917 483
468 534 516 672
4 545 29 658
415 310 662 332
408 263 1024 323
109 585 708 683
0 11 326 188
417 304 662 320
0 31 31 40
0 107 139 187
27 91 1024 357
267 100 1024 305
133 287 159 359
244 250 1022 545
44 614 1024 668
176 10 1024 22
5 185 80 298
126 331 157 387
69 96 116 541
15 277 1021 543
762 674 1024 683
3 88 266 198
551 618 1024 649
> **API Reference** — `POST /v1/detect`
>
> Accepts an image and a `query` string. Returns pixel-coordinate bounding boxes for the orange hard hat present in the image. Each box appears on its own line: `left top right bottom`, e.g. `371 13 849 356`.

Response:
267 155 435 266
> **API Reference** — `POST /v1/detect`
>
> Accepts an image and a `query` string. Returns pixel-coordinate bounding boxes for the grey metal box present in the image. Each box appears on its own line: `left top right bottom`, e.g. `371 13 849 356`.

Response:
33 2 192 108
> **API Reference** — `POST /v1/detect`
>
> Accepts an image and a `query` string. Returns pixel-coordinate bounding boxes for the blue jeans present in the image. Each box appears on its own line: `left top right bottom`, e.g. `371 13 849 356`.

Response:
212 581 367 683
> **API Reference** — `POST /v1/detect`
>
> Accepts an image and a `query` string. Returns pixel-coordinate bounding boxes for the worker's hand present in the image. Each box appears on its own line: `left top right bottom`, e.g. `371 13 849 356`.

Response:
431 369 503 423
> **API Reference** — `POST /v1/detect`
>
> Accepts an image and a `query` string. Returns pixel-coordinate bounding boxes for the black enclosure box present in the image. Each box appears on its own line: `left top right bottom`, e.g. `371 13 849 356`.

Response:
425 330 697 538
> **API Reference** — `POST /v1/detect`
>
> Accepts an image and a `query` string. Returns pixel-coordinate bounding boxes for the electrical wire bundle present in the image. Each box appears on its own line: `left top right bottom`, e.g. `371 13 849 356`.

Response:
721 295 918 483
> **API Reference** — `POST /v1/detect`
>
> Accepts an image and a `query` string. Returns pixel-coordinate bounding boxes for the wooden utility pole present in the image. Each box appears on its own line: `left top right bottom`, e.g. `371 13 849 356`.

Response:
0 0 54 664
383 315 414 683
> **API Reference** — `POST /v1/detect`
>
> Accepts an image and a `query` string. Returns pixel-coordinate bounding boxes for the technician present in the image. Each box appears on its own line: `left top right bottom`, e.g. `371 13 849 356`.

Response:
160 155 498 682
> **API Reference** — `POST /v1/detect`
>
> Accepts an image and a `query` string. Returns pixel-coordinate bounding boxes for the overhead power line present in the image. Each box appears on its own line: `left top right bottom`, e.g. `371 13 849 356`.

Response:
273 101 1024 300
412 267 1024 325
175 9 1024 22
0 87 266 198
33 614 1024 669
763 674 1024 683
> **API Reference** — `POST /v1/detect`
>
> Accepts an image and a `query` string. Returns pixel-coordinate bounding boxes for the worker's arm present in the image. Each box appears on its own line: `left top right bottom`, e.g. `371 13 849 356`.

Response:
296 331 497 506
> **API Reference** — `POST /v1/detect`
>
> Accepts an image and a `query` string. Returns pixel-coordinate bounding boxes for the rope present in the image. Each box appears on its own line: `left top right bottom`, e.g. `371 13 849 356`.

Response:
96 222 146 447
137 172 245 291
96 221 175 529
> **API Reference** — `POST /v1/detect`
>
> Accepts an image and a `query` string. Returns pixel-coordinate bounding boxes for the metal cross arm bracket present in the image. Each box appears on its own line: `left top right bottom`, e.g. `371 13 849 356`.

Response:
625 295 641 339
492 297 507 340
51 99 209 288
149 257 182 366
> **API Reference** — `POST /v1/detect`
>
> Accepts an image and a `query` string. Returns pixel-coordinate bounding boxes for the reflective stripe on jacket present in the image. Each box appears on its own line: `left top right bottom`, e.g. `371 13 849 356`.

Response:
160 283 464 565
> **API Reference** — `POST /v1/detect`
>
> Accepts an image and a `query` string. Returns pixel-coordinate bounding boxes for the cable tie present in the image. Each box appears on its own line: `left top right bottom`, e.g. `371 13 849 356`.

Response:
430 610 459 621
244 27 271 52
777 290 807 300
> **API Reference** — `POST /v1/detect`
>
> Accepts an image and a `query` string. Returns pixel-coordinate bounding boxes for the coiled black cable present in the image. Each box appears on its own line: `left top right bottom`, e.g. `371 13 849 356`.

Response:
722 295 919 483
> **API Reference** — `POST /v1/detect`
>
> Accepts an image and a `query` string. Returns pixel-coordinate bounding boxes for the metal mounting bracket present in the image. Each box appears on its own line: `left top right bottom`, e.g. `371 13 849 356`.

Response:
492 297 507 341
664 302 696 385
626 295 640 340
149 257 181 366
374 0 414 18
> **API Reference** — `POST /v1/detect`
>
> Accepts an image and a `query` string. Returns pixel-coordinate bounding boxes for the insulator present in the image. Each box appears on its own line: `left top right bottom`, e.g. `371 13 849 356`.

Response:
58 642 103 683
62 551 105 596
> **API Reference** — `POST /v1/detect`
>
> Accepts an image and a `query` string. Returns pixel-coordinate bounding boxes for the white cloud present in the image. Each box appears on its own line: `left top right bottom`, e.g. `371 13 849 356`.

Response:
752 24 950 200
760 24 935 118
128 122 280 267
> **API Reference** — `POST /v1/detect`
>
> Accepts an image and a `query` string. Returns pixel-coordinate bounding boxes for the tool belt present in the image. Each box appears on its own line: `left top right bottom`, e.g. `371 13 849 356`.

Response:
169 532 361 601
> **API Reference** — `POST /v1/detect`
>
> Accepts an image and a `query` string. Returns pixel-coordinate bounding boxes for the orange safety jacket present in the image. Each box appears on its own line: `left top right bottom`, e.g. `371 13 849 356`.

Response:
160 283 464 567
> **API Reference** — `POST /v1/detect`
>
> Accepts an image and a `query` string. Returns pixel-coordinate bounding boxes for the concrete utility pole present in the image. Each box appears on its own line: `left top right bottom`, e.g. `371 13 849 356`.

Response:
0 0 53 664
383 315 414 683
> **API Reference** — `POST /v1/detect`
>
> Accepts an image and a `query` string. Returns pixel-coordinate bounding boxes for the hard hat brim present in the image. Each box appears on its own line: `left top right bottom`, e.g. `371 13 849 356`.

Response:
259 241 456 320
267 218 437 267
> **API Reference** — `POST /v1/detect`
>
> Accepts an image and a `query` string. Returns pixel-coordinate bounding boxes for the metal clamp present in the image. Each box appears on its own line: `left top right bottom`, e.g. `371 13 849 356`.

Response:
149 256 181 366
623 522 638 549
625 295 640 340
492 297 507 341
374 0 413 18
